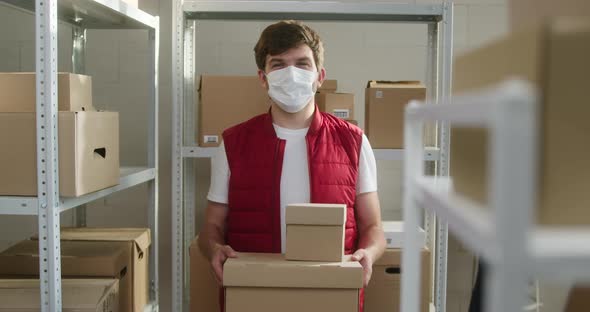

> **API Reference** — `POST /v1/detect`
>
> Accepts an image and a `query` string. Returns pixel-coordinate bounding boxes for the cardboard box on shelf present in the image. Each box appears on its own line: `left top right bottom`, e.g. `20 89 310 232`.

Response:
0 240 128 312
0 72 94 112
0 111 119 197
198 75 269 147
382 221 426 249
452 18 590 225
0 279 119 312
224 253 363 312
51 228 151 312
365 81 426 149
365 248 431 312
286 203 346 262
315 92 354 120
509 0 590 31
189 236 220 312
318 79 337 93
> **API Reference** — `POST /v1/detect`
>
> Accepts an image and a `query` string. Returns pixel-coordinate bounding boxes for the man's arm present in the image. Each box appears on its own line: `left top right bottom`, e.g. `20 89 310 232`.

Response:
351 191 386 287
198 200 237 284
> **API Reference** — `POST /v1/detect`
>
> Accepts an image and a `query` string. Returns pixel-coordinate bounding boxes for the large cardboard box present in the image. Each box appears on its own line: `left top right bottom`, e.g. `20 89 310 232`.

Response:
53 228 151 312
365 248 431 312
189 236 220 312
198 75 269 147
315 92 354 120
0 240 127 312
0 73 94 112
318 79 337 93
365 81 426 149
0 111 119 197
509 0 590 31
223 253 363 312
0 279 119 312
566 287 590 312
286 203 346 262
382 221 426 249
452 18 590 225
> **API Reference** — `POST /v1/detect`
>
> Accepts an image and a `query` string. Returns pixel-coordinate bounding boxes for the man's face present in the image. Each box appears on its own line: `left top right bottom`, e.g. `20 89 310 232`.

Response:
258 44 325 89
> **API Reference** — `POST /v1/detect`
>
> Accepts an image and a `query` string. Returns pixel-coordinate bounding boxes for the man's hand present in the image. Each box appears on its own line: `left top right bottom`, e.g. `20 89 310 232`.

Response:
352 248 374 287
210 244 238 285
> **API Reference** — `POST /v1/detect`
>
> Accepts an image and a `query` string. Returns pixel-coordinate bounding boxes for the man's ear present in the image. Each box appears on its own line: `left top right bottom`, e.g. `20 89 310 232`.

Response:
257 69 269 89
317 67 326 87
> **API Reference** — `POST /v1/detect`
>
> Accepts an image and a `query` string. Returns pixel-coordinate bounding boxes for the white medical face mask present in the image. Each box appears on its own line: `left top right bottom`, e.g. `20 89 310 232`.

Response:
266 66 318 113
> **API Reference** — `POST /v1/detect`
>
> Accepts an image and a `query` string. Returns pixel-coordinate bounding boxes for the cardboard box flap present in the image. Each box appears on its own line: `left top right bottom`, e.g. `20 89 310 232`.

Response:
0 279 117 309
224 253 362 289
318 79 337 92
367 80 424 88
52 227 151 253
286 203 346 225
0 240 129 277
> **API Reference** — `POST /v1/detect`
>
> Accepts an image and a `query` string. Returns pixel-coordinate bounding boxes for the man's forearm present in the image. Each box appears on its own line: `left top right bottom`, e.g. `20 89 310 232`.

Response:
198 222 226 261
358 224 386 260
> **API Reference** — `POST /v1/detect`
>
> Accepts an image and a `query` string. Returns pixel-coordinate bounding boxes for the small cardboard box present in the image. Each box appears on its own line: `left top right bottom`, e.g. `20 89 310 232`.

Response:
382 221 426 249
224 253 363 312
198 75 269 147
286 203 346 262
365 81 426 149
189 236 220 312
53 228 151 312
318 79 337 93
452 18 590 225
509 0 590 31
0 111 119 197
0 72 94 112
316 92 354 120
0 279 119 312
0 239 128 312
365 248 431 312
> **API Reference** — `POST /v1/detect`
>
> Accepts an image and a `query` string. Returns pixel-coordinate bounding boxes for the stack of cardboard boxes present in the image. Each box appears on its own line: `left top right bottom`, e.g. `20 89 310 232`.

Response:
197 75 358 147
190 205 432 312
0 72 120 197
0 228 151 312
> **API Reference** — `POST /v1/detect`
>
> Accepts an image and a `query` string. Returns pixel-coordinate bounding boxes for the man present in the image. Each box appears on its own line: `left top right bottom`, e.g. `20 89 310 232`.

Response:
199 20 386 310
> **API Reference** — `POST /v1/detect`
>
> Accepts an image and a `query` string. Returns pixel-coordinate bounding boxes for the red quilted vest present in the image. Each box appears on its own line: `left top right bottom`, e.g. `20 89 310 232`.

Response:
221 107 364 311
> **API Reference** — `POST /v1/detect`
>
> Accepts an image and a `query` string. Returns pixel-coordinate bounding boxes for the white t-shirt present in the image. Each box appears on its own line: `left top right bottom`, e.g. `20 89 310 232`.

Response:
207 124 378 253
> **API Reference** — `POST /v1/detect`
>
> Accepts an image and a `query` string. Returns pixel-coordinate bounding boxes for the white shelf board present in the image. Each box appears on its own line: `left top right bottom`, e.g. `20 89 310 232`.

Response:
60 166 156 212
0 0 158 29
532 228 590 282
413 177 497 262
183 146 440 161
0 197 39 215
183 1 443 22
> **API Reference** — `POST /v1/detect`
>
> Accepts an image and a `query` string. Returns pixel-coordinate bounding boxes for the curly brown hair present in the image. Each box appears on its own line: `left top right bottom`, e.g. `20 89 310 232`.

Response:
254 20 324 71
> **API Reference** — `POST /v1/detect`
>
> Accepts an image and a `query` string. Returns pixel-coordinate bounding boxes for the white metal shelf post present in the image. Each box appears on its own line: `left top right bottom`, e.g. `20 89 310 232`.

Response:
172 2 454 312
36 0 63 310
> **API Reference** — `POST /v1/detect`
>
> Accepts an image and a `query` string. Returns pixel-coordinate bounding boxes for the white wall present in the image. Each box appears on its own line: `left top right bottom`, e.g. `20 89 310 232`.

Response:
0 1 509 311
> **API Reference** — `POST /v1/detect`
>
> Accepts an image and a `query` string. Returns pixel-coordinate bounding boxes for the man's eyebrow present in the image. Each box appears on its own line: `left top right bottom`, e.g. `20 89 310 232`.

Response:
269 57 285 63
296 57 312 62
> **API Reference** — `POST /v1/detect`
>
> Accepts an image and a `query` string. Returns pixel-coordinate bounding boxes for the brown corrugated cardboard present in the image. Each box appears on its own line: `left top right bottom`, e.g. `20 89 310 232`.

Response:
0 73 94 112
365 81 426 148
318 79 337 93
315 92 354 119
53 228 151 312
198 75 269 147
189 236 220 312
0 279 119 312
0 240 129 312
285 203 346 262
509 0 590 31
224 253 362 312
452 18 590 225
566 287 590 312
0 111 119 197
365 248 431 312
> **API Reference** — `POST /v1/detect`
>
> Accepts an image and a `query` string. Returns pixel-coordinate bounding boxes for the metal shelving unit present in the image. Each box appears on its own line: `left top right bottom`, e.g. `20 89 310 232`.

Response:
172 1 454 312
401 80 579 312
0 0 160 311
